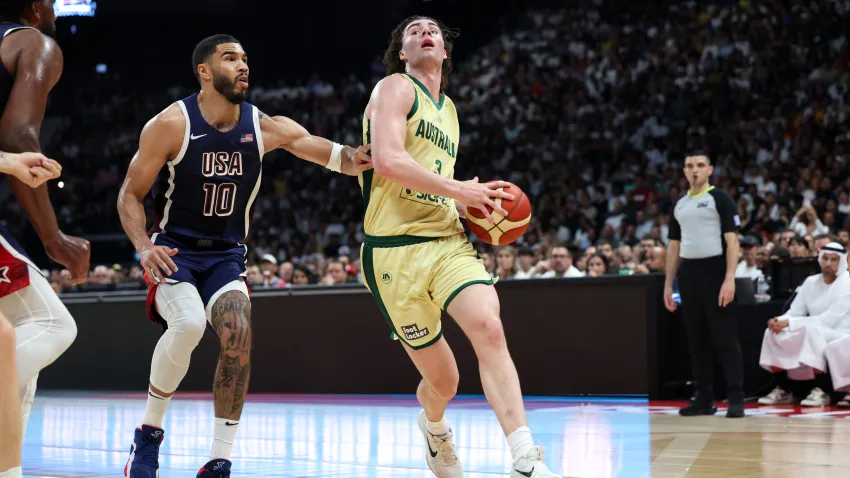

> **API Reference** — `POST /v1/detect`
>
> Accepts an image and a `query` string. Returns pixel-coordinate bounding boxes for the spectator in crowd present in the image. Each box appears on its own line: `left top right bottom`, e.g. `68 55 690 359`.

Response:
639 238 661 262
759 243 850 407
596 241 616 272
259 254 277 274
278 262 294 284
537 245 584 279
291 265 316 286
814 234 839 254
789 238 811 258
635 246 666 274
790 207 830 238
756 247 773 276
586 254 609 277
838 231 850 249
514 247 538 279
616 244 637 271
736 237 764 281
246 266 264 287
495 246 518 280
320 260 348 286
90 265 115 285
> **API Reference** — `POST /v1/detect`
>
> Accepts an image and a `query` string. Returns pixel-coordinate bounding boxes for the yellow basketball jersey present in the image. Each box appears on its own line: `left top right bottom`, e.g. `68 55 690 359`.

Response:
359 73 465 239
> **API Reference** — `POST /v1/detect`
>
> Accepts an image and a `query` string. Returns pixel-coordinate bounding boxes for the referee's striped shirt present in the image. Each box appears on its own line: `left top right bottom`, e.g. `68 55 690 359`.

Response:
668 186 740 259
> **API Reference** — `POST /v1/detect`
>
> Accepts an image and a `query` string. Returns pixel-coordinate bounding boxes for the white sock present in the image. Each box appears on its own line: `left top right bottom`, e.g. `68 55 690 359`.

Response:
211 417 238 460
507 426 534 461
0 466 23 478
425 415 450 437
141 388 171 428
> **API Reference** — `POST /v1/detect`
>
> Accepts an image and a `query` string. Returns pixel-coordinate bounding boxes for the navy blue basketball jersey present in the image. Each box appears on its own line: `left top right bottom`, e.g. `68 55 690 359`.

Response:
0 23 36 122
151 94 264 245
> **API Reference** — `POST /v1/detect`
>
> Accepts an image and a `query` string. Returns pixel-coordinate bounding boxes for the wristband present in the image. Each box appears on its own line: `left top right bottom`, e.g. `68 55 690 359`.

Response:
327 143 343 173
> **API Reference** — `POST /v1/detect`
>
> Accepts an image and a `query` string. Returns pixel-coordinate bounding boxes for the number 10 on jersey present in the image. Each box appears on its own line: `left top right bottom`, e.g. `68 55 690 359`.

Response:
203 182 236 217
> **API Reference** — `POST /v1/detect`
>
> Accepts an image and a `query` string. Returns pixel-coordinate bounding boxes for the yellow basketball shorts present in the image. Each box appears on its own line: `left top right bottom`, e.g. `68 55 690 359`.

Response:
361 233 495 349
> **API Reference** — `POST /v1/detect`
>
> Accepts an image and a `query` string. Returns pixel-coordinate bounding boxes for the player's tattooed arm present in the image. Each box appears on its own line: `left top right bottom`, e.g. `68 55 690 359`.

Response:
258 114 371 176
211 290 252 419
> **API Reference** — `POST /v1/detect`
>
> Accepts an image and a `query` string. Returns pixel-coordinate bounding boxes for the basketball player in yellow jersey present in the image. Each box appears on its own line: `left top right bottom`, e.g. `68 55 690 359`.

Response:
360 16 562 478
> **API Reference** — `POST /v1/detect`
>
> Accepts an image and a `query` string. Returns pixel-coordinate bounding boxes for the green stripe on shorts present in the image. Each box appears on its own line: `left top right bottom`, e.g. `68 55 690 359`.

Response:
362 244 409 345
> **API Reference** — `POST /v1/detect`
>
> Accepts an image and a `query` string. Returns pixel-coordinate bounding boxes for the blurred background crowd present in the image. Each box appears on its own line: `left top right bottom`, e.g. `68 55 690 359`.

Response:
6 0 849 294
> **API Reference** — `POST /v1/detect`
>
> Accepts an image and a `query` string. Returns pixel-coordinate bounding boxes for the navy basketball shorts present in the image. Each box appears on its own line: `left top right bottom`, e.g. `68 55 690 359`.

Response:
144 233 249 330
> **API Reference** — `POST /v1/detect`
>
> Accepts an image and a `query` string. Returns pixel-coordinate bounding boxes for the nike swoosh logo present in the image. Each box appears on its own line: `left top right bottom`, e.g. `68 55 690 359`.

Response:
191 133 207 140
225 421 238 426
515 467 534 478
149 391 164 400
425 437 438 457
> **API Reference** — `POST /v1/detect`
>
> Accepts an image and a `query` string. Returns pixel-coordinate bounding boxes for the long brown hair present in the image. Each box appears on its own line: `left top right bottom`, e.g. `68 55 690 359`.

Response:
382 15 460 89
496 245 518 278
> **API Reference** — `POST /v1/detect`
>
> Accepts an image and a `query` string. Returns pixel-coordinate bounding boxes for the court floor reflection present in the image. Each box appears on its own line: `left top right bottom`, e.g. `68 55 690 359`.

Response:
21 394 850 477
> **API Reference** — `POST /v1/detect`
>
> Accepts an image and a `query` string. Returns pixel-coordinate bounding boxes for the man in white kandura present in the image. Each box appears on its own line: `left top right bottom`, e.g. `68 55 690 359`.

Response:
758 242 850 407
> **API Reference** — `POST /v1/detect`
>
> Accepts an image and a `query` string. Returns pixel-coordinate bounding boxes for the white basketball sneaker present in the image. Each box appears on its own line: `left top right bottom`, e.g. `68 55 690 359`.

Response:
417 410 463 478
758 386 794 405
511 446 562 478
800 387 830 407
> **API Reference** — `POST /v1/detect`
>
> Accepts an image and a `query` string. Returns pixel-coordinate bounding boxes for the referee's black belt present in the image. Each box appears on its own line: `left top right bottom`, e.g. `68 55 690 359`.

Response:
680 255 724 262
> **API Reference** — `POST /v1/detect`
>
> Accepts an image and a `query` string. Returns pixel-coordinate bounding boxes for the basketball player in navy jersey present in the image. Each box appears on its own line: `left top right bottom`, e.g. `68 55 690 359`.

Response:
117 34 371 478
0 2 92 477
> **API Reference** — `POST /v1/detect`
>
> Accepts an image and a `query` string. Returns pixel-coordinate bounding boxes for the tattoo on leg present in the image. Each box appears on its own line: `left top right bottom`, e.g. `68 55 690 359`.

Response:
211 290 252 420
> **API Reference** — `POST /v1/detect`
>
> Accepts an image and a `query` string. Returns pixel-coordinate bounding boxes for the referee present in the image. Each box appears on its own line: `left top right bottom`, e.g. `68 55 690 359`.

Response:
665 153 745 418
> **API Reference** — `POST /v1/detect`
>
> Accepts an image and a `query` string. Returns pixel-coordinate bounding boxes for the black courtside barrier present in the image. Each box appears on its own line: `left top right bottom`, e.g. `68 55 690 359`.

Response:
38 275 666 397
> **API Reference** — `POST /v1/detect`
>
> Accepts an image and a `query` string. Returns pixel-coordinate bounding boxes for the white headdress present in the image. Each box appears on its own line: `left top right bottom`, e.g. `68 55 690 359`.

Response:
820 242 848 277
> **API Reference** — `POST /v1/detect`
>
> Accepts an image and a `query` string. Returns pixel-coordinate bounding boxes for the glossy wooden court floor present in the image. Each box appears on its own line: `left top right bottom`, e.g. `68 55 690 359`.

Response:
20 393 850 477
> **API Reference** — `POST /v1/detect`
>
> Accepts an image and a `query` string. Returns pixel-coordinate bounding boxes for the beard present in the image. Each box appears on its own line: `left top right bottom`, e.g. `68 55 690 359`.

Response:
212 70 247 105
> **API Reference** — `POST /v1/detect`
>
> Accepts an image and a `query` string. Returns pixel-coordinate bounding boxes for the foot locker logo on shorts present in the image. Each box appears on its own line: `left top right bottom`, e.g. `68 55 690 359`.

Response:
401 324 430 341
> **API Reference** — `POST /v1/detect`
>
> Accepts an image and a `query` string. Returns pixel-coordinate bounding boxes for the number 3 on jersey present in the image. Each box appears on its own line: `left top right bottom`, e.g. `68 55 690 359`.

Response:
203 183 236 217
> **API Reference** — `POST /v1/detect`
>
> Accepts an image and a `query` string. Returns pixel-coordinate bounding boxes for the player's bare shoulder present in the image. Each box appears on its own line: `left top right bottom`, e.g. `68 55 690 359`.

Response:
366 74 416 119
139 103 187 161
0 27 62 74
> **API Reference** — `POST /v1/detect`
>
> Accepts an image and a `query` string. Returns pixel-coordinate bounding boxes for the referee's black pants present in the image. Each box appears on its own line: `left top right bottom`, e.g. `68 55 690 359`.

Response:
678 255 744 401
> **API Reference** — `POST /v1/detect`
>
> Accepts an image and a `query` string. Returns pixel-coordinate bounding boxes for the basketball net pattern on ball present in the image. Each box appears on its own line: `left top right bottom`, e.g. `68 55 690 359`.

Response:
466 196 531 244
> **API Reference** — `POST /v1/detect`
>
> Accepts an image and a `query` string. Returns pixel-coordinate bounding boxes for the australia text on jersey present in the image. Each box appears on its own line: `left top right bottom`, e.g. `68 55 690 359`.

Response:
399 119 457 207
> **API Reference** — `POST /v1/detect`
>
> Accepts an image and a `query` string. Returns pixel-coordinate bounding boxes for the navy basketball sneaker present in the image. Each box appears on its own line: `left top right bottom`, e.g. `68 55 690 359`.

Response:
124 425 164 477
196 459 232 477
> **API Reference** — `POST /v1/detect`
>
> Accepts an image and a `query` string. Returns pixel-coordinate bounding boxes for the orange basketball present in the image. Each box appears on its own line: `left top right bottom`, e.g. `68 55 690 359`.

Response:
465 182 532 245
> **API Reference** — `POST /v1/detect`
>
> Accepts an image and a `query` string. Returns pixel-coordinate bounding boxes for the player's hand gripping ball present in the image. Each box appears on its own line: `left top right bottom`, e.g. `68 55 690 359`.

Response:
465 182 531 245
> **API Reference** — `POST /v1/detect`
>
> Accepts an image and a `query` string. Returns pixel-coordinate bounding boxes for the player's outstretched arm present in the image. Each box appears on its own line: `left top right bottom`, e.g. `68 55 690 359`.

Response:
0 151 61 188
0 31 90 283
117 106 183 282
259 114 372 176
369 75 512 221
